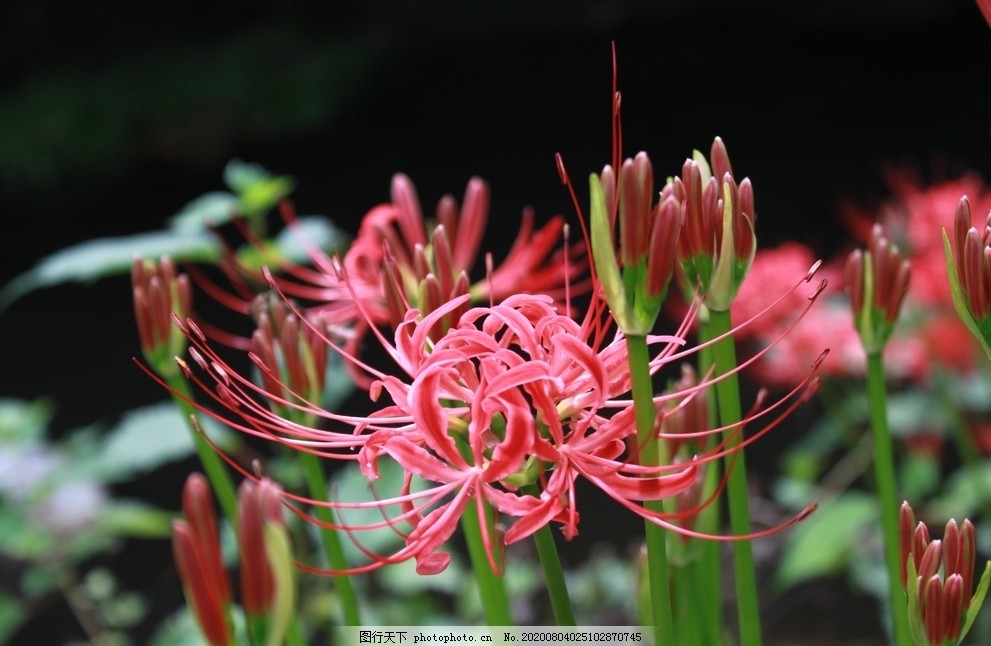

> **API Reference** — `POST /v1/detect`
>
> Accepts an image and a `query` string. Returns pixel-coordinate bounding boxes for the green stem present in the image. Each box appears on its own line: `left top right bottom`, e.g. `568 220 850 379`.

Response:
461 501 513 625
531 520 577 625
167 374 239 524
625 335 675 646
866 351 912 646
707 308 761 646
285 618 306 646
694 314 725 644
299 451 362 625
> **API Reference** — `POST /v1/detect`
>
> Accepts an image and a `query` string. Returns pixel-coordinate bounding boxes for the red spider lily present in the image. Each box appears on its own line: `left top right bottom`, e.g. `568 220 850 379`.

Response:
199 174 583 364
239 478 293 646
163 252 822 576
945 195 991 359
172 474 233 646
899 501 991 646
150 44 827 579
670 137 757 312
845 223 911 353
132 256 193 377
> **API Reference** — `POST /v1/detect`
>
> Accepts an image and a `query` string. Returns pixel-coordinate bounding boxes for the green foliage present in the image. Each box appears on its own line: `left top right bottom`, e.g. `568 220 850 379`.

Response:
0 158 339 310
774 492 878 591
0 398 197 640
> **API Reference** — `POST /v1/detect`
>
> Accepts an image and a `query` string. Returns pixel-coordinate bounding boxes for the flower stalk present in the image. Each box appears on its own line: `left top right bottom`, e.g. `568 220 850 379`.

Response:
133 257 239 524
250 301 361 625
672 138 761 646
846 227 912 646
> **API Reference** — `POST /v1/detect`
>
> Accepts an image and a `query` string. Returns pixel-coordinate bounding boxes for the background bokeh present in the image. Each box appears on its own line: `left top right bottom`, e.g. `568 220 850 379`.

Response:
2 0 991 643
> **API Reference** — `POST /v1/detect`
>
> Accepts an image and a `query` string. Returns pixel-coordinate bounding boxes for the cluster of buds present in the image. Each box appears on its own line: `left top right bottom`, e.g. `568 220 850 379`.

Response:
944 196 991 358
132 256 192 377
249 293 328 426
845 223 911 354
588 151 683 335
899 501 991 646
671 137 757 313
587 137 758 333
172 474 293 646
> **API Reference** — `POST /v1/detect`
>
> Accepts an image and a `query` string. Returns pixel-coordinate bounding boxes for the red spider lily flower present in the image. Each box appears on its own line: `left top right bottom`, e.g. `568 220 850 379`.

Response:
156 45 826 580
168 257 822 576
132 256 192 378
845 223 911 354
172 473 233 646
239 478 293 646
205 174 583 365
899 501 991 646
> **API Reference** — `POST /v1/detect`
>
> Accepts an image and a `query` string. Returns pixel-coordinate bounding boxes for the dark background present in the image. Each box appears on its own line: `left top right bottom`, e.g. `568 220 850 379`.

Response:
1 0 990 642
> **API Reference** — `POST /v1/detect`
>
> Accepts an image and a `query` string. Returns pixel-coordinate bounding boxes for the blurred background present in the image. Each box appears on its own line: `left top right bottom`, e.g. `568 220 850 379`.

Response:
2 0 991 643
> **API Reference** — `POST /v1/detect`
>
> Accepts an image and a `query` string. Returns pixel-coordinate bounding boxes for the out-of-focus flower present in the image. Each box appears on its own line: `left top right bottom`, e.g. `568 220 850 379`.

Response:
737 174 991 388
239 478 293 646
944 196 991 358
671 137 757 312
132 256 192 378
845 224 911 354
215 175 582 369
899 501 991 646
976 0 991 29
31 479 107 537
172 473 233 646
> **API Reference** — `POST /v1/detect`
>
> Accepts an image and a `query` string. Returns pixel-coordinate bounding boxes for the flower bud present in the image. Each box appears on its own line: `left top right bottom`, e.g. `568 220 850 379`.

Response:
239 478 293 646
589 151 682 336
173 474 233 646
899 501 991 645
845 224 910 354
132 256 192 377
673 138 756 311
943 196 991 358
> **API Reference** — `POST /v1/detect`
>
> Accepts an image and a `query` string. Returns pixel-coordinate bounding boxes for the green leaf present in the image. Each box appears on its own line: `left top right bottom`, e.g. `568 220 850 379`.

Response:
0 398 53 443
236 215 349 269
223 159 295 219
927 463 991 521
898 451 940 501
167 191 239 233
0 593 26 645
0 230 220 310
149 608 211 646
774 492 877 590
0 512 50 561
97 499 174 539
962 561 991 643
224 159 274 194
328 459 407 562
93 402 233 482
